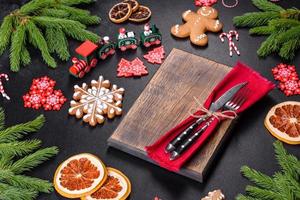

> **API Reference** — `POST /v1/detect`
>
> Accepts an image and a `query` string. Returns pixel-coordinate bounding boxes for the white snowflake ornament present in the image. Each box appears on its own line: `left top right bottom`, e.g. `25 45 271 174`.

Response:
68 76 125 126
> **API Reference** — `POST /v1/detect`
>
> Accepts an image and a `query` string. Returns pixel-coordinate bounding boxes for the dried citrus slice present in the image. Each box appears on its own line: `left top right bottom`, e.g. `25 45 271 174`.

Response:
54 153 107 198
129 5 152 22
109 3 132 24
82 167 131 200
265 101 300 145
123 0 139 12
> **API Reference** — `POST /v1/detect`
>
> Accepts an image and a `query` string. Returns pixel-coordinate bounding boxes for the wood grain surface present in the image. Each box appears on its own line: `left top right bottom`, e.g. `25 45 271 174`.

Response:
108 48 233 182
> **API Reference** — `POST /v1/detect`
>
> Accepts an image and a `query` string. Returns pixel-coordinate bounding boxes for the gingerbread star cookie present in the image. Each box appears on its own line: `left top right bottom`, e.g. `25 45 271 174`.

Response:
171 6 223 46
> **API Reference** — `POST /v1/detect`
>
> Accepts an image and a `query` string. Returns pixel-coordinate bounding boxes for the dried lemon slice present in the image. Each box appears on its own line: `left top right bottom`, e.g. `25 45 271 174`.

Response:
109 2 132 24
82 167 131 200
265 101 300 145
54 153 107 198
129 5 152 22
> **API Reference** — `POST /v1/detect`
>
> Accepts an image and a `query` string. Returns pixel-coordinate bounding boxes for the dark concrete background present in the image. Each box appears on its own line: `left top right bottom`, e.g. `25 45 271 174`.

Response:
0 0 299 199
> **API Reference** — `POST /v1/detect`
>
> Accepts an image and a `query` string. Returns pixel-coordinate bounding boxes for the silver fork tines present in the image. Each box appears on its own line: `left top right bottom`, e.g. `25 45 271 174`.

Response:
224 87 251 111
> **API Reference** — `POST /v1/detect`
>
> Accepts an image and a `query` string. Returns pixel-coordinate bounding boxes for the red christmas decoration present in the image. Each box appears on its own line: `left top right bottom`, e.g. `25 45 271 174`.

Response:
194 0 217 6
117 58 148 77
272 63 300 96
23 76 66 110
144 46 165 64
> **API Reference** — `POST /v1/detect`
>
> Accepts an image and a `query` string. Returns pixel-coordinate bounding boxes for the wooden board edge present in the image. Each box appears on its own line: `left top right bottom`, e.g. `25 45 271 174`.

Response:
107 137 203 183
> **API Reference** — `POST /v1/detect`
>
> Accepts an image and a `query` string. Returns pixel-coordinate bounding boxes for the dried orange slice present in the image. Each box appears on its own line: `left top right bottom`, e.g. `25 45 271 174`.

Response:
129 5 152 22
123 0 139 12
54 153 107 198
265 101 300 145
109 2 132 24
82 167 131 200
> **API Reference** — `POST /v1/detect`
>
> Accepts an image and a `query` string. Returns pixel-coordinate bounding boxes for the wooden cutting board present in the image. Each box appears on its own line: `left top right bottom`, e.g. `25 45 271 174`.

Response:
108 48 234 182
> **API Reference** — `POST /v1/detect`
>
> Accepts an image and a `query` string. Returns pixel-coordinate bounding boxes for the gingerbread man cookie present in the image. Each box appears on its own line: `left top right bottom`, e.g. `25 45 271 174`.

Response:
171 7 223 46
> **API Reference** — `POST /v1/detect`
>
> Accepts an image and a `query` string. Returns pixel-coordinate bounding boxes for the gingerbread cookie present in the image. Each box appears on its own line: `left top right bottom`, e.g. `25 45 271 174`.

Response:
171 7 223 46
201 189 225 200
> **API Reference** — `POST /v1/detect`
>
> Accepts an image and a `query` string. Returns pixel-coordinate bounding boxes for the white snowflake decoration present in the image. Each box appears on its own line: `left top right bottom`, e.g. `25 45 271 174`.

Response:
68 76 125 126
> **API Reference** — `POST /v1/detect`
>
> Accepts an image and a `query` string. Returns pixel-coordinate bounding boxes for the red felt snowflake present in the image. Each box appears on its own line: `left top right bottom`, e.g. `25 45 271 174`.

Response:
194 0 217 6
144 46 165 64
117 58 148 77
23 76 66 111
272 63 300 96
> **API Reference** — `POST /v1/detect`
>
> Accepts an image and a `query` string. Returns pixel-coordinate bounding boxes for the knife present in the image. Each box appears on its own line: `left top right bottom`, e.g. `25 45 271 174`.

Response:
169 82 248 160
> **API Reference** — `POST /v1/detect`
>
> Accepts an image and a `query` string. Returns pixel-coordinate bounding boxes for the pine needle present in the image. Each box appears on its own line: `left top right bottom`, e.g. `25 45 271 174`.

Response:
20 44 31 66
241 166 276 190
279 39 300 60
45 27 70 60
257 32 281 57
236 194 259 200
33 16 86 29
10 24 26 72
0 169 53 193
19 0 53 15
274 141 300 180
0 16 13 55
60 0 95 6
62 26 100 42
233 12 280 27
0 183 38 200
0 115 45 143
249 26 274 35
276 25 300 44
245 186 279 199
39 8 70 18
252 0 283 12
26 20 56 68
9 147 59 174
0 140 41 157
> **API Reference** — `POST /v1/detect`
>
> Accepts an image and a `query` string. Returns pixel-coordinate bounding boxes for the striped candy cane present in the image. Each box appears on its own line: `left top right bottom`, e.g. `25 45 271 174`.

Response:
219 30 240 57
0 73 10 100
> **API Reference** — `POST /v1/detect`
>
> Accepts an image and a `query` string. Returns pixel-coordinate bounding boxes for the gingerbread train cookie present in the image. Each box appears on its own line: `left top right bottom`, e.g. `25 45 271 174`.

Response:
171 7 223 46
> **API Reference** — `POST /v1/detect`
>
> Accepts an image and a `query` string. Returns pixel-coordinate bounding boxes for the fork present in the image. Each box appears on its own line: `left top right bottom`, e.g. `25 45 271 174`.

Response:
170 87 251 160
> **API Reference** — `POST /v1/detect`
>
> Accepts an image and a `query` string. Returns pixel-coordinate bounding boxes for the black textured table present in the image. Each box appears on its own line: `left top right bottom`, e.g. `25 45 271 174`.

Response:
0 0 299 199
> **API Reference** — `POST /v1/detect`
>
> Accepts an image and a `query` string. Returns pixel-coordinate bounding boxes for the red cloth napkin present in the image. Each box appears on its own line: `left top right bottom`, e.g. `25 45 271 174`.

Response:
145 62 275 172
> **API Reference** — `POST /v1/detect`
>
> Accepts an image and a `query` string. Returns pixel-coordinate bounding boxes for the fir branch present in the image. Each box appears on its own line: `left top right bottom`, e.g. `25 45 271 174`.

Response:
45 27 70 60
280 8 300 20
39 8 70 18
257 31 281 57
241 166 276 191
20 44 31 66
33 16 86 29
62 25 100 42
274 141 300 180
19 0 54 15
0 16 13 55
0 183 37 200
0 115 45 143
0 169 53 193
9 147 58 174
249 26 274 35
10 24 26 72
236 194 260 200
273 173 300 199
252 0 283 12
0 108 5 131
245 186 279 199
26 20 56 68
279 38 300 60
276 25 300 45
0 154 13 169
58 5 91 16
269 18 300 29
233 12 280 27
0 140 41 157
60 0 95 6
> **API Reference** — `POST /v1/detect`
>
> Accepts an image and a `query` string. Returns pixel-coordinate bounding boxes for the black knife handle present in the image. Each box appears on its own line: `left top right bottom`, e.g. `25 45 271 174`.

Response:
165 115 208 153
170 117 214 160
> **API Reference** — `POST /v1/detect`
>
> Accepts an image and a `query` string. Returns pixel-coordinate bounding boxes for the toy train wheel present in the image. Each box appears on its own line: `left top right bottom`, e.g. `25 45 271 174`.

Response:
144 42 151 47
155 39 161 45
120 46 127 51
100 53 107 60
78 71 85 78
131 44 137 49
109 49 116 55
90 58 98 68
84 66 91 73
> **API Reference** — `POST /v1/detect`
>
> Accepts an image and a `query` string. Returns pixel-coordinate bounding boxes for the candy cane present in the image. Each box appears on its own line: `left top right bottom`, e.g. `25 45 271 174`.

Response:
219 30 240 57
0 73 10 100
